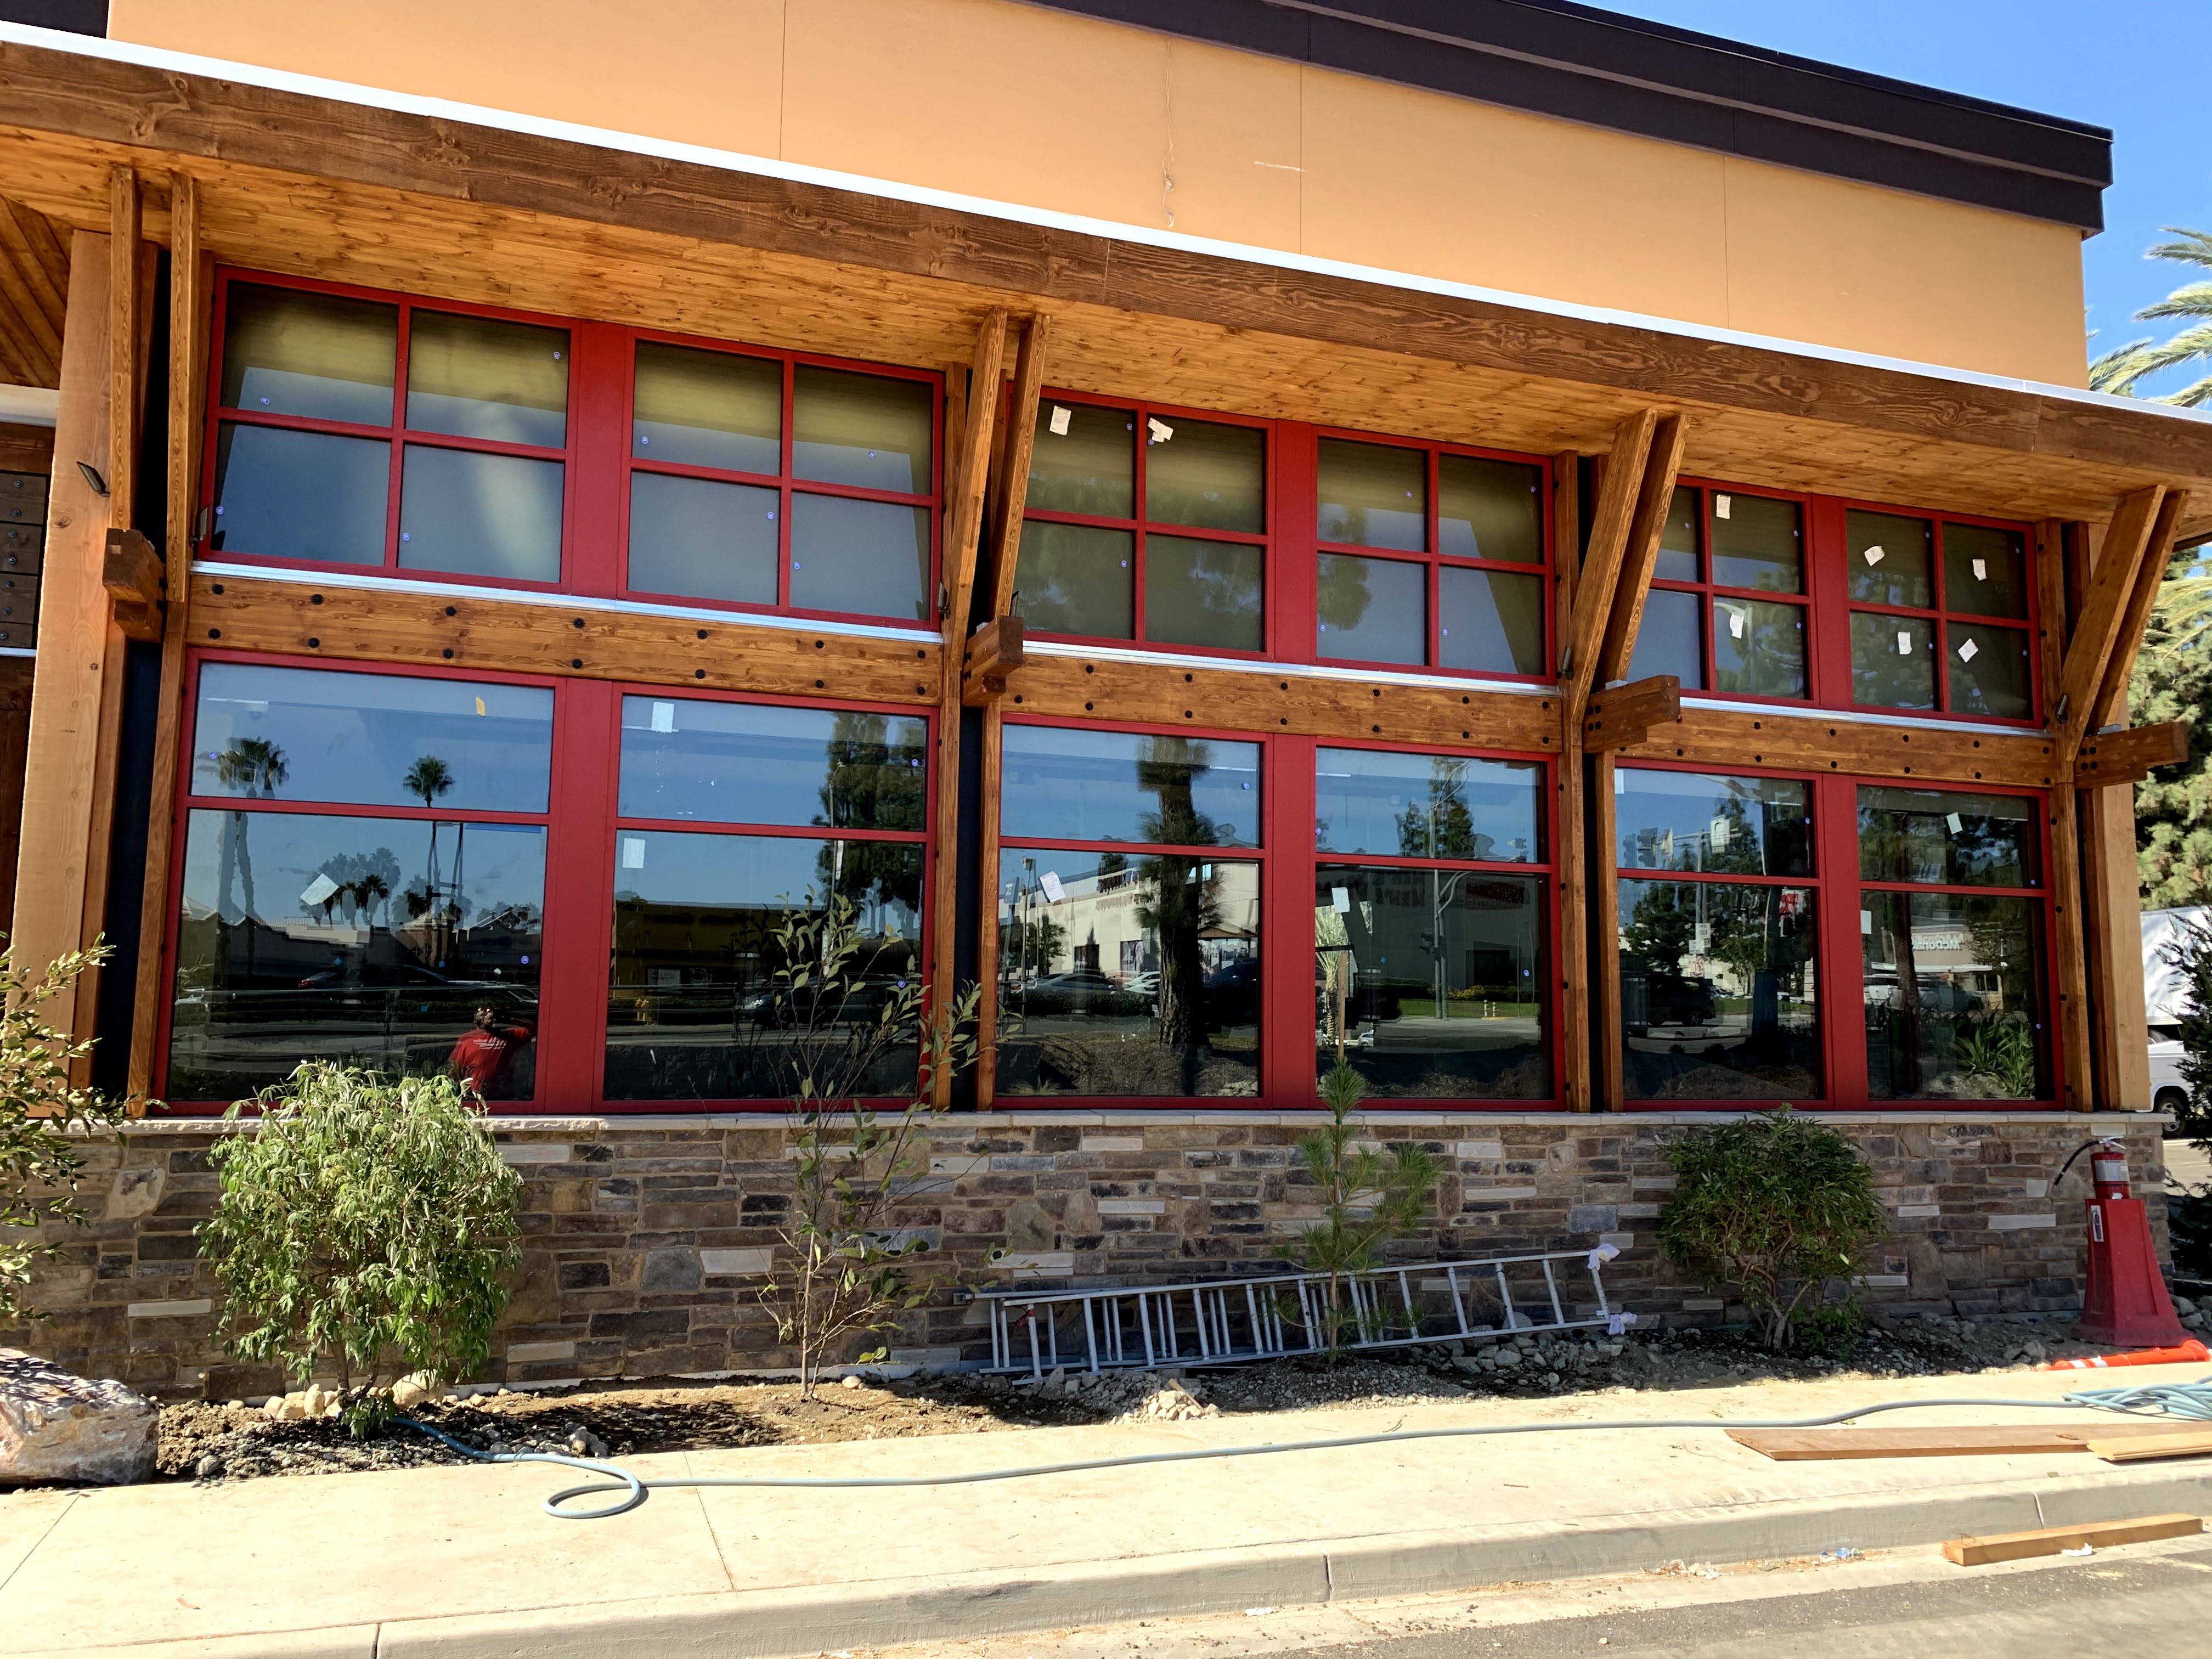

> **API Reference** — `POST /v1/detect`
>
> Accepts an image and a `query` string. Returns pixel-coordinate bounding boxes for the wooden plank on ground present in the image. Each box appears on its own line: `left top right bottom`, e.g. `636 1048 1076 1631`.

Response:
1942 1513 2200 1567
2091 1430 2212 1463
1731 1423 2198 1460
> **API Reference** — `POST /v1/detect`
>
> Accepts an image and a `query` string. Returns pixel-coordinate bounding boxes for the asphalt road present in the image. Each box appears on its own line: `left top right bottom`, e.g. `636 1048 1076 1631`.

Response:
1261 1543 2212 1659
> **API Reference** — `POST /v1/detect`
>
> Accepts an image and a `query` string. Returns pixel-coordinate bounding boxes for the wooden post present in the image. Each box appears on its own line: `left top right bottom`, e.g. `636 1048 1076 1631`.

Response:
2034 520 2090 1109
1549 450 1590 1110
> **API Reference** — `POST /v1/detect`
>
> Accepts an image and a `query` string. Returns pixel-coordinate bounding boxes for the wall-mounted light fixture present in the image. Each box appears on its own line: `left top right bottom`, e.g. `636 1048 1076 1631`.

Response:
76 461 109 497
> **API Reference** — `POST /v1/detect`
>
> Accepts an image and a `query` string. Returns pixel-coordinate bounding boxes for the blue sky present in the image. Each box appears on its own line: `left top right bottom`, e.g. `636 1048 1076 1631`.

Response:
1596 1 2212 391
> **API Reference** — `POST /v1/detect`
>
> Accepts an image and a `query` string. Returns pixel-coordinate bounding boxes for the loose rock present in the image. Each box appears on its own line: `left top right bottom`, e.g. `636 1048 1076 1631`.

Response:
0 1349 160 1487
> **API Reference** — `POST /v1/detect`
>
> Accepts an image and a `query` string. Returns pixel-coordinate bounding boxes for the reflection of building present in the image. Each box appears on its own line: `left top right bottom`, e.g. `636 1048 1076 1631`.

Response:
1002 862 1259 984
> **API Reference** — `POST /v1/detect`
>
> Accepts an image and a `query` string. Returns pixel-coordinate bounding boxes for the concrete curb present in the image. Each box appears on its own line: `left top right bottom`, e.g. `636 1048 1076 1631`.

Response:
22 1466 2212 1659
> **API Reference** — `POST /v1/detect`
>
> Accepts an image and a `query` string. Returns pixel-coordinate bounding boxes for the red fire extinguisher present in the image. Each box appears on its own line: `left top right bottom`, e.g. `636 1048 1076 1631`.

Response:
2063 1137 2190 1348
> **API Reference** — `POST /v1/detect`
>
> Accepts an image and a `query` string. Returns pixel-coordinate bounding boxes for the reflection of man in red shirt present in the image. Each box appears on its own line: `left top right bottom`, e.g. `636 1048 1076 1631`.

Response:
448 1007 533 1101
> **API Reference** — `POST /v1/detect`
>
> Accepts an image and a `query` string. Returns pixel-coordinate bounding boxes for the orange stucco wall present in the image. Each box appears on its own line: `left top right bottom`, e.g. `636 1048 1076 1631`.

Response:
108 0 2090 387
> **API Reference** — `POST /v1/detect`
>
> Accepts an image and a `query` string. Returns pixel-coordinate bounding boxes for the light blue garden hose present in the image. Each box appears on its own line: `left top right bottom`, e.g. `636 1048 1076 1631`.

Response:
396 1374 2212 1521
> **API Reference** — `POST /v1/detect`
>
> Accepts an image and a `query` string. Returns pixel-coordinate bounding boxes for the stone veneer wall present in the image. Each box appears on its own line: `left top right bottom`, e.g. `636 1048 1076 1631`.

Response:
5 1111 2173 1399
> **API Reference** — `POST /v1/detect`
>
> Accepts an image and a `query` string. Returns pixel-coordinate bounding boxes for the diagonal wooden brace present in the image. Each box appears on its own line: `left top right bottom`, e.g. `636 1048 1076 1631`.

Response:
1581 674 1680 751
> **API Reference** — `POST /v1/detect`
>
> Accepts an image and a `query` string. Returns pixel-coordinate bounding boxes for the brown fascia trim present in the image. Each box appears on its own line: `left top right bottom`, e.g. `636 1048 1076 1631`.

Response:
1023 0 2111 232
0 36 2202 489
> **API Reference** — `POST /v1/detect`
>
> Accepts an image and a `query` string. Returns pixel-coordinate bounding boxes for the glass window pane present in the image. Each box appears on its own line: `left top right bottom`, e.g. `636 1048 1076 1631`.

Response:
1028 401 1133 518
1317 865 1547 1099
1850 611 1937 709
1654 486 1700 583
1144 419 1263 533
606 832 921 1101
1012 521 1132 638
1317 439 1425 551
1144 534 1261 651
1318 552 1425 664
1847 509 1934 607
996 849 1259 1097
632 342 780 475
1947 623 2032 719
618 697 926 829
167 810 544 1103
1626 586 1703 689
1616 770 1811 876
627 472 777 605
212 425 388 565
1001 726 1260 846
788 494 929 620
398 445 564 582
192 663 553 813
405 311 568 447
221 284 396 426
1944 522 2030 619
1710 493 1803 592
1712 596 1808 698
1864 890 2046 1100
1438 454 1543 565
1316 749 1540 862
1439 566 1544 676
792 366 932 493
1618 879 1820 1101
1857 786 2038 887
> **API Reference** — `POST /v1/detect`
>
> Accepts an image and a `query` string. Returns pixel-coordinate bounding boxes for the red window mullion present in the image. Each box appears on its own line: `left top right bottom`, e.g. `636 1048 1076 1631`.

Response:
534 676 620 1113
1262 731 1311 1109
1812 770 1868 1107
381 304 413 572
568 321 628 599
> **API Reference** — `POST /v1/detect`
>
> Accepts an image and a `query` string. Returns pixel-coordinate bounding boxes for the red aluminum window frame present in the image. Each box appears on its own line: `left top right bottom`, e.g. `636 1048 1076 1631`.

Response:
1013 392 1275 658
618 327 946 629
1309 427 1555 682
1641 478 1818 708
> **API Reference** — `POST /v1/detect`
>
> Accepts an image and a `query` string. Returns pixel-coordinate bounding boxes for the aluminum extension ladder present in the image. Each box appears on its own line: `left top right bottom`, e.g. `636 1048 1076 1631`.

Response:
978 1249 1618 1378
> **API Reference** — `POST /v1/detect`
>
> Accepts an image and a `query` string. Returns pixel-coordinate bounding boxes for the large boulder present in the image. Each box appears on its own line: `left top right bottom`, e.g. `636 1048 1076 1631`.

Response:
0 1350 160 1486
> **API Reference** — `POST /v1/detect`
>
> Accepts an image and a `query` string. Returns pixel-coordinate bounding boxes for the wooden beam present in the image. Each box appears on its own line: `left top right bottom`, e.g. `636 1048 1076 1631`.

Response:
960 614 1025 705
1594 414 1689 686
988 313 1051 620
1550 451 1589 1113
101 525 162 608
2052 484 2164 763
2089 488 2187 737
1580 674 1681 752
942 310 1008 646
1615 703 2057 789
1562 410 1658 696
2076 721 2190 787
1732 1423 2197 1460
1942 1514 2199 1568
129 172 205 1103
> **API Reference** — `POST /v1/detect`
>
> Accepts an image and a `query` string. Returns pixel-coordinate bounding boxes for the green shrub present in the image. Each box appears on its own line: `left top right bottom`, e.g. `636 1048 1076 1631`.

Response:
2163 918 2212 1150
1657 1108 1887 1350
200 1062 521 1391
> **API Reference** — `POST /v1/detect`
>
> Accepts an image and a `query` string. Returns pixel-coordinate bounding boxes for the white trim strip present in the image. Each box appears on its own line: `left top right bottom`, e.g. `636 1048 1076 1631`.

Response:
0 647 35 659
2 22 2191 431
1680 692 2042 740
1024 635 1554 697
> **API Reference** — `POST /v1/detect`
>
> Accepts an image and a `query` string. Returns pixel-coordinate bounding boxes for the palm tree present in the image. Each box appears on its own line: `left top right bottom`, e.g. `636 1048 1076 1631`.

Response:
2090 228 2212 405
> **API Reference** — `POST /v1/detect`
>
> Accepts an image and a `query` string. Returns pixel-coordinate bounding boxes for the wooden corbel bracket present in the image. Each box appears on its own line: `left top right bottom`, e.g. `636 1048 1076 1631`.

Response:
103 525 165 642
961 614 1026 706
1581 674 1680 751
2074 721 2190 788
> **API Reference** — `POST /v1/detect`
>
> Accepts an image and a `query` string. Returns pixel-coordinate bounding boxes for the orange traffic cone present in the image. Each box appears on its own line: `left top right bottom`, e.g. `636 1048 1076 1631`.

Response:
2072 1139 2190 1348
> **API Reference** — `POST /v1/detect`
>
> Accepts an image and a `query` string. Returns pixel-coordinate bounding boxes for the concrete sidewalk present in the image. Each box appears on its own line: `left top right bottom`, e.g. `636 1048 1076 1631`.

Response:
4 1364 2210 1659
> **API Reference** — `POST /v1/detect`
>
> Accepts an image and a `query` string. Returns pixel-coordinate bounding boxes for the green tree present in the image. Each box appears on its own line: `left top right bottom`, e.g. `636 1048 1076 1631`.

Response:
2091 228 2212 405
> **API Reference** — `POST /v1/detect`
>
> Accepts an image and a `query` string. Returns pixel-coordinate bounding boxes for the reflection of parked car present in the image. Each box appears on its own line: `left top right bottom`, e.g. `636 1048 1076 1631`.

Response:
1861 974 1976 1014
1620 956 1716 1035
1204 958 1261 1027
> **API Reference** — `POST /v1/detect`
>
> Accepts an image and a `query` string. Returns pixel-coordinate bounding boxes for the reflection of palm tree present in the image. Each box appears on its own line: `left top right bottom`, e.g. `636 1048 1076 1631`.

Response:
404 755 455 956
213 738 287 925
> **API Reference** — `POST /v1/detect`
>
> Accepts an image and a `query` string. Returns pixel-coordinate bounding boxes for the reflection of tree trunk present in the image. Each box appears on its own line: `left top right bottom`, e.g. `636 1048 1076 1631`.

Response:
1892 897 1923 1094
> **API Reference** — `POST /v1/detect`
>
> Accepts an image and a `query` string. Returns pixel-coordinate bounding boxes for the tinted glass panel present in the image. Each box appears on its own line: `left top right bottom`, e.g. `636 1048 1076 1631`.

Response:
788 494 929 619
1709 493 1803 593
618 697 926 830
405 312 568 447
211 425 388 565
1850 611 1937 709
1944 522 2029 619
1864 890 2045 1100
1626 586 1703 689
1318 553 1424 664
1318 866 1547 1099
1654 486 1700 583
1144 534 1261 651
1438 454 1543 565
1012 521 1132 638
221 284 396 426
1317 439 1425 551
606 832 921 1101
1315 749 1540 862
1947 623 2032 718
1439 566 1544 675
1618 879 1820 1101
631 342 780 475
1857 787 2038 887
1712 597 1808 698
1144 419 1263 533
1847 509 1934 607
996 849 1260 1097
791 366 931 493
167 810 544 1102
1616 770 1810 877
398 445 564 582
1028 402 1133 518
1001 726 1260 847
627 472 778 605
193 663 554 813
